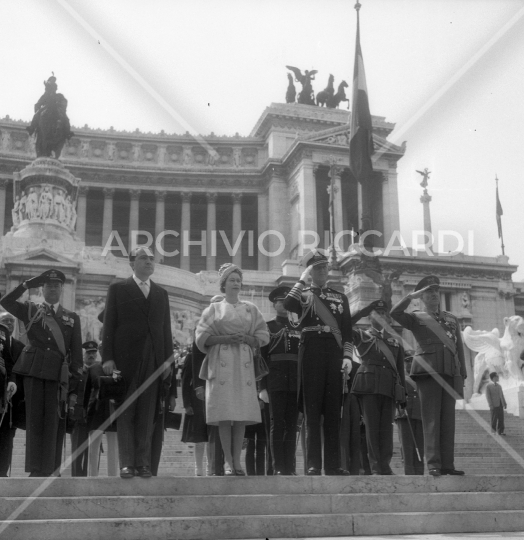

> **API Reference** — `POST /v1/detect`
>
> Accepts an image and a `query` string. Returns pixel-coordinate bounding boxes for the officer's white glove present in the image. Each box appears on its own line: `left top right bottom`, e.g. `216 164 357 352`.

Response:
6 381 17 398
259 389 269 404
341 358 351 372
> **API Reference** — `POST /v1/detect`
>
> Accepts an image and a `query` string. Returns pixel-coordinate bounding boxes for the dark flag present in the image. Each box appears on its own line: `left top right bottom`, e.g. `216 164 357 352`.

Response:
349 3 374 184
496 179 503 239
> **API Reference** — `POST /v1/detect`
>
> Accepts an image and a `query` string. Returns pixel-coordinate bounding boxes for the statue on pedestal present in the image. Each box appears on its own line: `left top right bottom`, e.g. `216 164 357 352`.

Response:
26 74 74 159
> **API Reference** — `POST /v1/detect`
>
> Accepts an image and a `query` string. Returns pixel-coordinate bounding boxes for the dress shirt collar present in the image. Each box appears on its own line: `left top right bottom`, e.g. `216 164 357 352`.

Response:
43 301 60 313
133 274 151 288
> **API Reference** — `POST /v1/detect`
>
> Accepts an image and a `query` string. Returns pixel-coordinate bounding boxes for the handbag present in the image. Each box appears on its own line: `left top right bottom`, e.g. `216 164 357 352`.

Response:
253 345 269 381
165 411 182 430
97 373 127 402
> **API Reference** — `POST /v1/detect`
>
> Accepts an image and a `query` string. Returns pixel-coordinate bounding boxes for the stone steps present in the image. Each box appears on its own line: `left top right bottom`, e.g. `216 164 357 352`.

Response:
1 476 524 539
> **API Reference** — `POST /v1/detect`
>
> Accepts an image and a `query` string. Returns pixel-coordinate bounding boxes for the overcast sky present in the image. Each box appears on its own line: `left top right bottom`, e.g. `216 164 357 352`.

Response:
1 0 523 279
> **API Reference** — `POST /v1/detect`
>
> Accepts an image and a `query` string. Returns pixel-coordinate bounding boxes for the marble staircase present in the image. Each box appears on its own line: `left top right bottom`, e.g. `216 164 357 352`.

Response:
1 475 524 539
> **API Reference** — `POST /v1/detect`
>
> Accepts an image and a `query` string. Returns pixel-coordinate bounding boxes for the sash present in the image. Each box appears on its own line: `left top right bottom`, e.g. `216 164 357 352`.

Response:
373 337 398 373
311 295 342 350
412 311 457 355
43 313 67 358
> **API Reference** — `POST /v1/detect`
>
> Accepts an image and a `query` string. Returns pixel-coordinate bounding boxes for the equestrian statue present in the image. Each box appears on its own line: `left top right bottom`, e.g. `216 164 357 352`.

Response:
26 74 74 159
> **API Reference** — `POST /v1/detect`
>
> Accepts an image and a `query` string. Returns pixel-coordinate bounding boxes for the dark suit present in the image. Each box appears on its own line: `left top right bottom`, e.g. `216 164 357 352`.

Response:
396 375 424 475
260 316 300 475
284 284 353 472
351 328 405 475
101 276 173 469
0 284 83 475
391 301 466 472
192 341 224 475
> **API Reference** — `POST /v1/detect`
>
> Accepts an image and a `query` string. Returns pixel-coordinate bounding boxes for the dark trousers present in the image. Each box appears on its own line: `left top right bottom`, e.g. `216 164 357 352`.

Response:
301 336 343 471
117 371 159 469
340 393 362 475
360 394 395 475
417 375 456 471
245 422 266 475
397 418 424 475
151 413 164 476
262 402 273 475
24 377 63 475
71 422 89 477
490 405 505 434
269 391 298 474
207 425 224 475
0 408 16 476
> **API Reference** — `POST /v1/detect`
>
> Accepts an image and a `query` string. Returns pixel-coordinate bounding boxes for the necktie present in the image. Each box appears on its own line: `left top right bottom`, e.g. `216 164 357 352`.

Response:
140 281 149 299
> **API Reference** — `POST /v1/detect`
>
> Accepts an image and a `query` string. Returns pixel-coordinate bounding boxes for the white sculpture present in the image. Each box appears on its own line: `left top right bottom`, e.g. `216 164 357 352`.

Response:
64 195 72 227
12 196 20 227
25 188 39 219
53 189 65 223
38 186 53 219
18 193 27 222
463 315 524 395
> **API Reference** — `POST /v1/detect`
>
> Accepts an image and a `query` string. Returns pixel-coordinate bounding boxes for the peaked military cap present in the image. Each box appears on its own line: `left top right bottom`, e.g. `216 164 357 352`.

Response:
371 299 388 311
41 269 66 284
301 250 329 268
268 286 291 303
414 275 440 291
82 341 98 352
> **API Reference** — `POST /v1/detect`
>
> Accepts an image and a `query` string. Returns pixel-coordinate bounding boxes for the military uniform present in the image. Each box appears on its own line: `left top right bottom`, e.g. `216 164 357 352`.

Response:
261 286 301 475
0 270 83 476
351 327 405 475
283 253 353 474
0 323 16 476
396 370 424 475
391 275 466 476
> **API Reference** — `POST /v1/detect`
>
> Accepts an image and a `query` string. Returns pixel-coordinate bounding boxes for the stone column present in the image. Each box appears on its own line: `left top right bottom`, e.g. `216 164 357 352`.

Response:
420 189 433 252
180 192 192 271
386 162 401 239
331 167 344 241
232 192 243 268
267 167 289 271
128 189 141 250
206 192 217 271
257 191 269 271
76 186 89 241
155 191 166 263
0 179 8 236
102 188 115 247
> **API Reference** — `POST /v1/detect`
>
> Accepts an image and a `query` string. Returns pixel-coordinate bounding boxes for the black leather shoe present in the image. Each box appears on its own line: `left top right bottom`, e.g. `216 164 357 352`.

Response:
135 466 152 478
428 468 441 477
441 468 465 475
325 468 350 476
120 467 135 479
307 467 321 476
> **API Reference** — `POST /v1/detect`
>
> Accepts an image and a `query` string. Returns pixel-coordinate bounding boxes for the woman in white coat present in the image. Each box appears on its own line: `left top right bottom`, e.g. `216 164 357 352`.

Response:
196 263 269 475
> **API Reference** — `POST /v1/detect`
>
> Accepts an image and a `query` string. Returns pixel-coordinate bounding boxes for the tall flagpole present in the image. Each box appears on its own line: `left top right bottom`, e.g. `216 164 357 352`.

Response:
496 176 505 255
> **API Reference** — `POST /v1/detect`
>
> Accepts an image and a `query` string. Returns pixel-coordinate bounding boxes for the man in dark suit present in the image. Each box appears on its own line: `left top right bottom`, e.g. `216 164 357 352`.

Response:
350 300 406 475
0 269 83 477
102 247 173 478
284 251 354 476
260 286 300 476
391 275 467 477
0 313 24 477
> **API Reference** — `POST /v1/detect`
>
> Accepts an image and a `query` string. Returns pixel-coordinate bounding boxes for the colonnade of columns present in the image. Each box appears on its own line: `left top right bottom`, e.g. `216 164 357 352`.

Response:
77 188 264 272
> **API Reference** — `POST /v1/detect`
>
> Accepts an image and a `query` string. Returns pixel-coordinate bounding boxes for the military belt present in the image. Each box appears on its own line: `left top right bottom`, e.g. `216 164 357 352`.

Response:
270 353 298 362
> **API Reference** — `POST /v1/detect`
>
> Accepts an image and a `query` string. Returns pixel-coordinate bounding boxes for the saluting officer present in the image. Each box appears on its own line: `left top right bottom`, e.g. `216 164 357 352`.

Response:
391 275 467 477
350 300 406 475
259 286 301 476
284 251 353 476
0 269 83 477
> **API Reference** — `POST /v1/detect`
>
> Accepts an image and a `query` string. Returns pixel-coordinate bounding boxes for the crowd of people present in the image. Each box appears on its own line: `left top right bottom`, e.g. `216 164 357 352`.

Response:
0 247 469 479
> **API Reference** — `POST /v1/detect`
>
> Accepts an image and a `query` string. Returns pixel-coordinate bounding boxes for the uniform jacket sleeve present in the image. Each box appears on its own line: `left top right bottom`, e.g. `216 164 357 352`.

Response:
0 284 31 324
341 294 353 358
283 284 304 316
101 282 118 363
390 295 416 330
